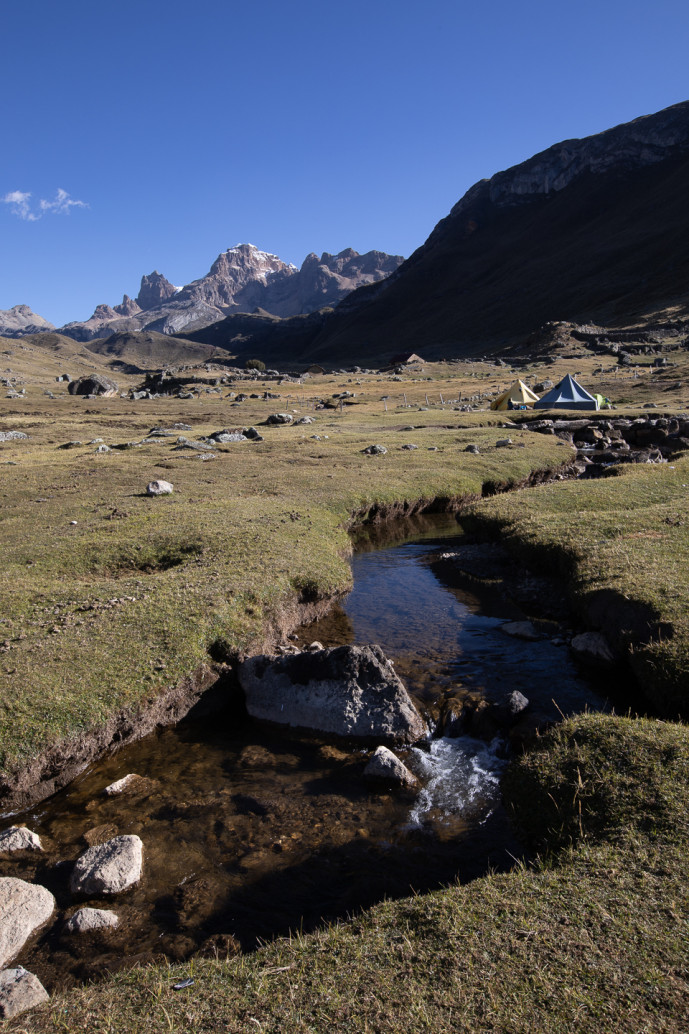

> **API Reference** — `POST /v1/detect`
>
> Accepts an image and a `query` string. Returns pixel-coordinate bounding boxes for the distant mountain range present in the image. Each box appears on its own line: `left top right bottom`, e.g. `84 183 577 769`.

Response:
185 99 689 365
0 244 404 341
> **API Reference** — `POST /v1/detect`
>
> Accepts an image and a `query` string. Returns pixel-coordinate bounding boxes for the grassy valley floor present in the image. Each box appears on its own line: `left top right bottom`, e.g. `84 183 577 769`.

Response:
1 354 689 1030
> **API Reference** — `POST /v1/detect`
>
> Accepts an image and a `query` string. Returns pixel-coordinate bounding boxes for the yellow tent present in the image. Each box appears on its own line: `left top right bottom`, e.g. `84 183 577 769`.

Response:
490 379 540 411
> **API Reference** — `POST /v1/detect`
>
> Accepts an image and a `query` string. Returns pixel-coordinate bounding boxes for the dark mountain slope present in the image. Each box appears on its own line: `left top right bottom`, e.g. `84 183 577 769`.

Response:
195 101 689 366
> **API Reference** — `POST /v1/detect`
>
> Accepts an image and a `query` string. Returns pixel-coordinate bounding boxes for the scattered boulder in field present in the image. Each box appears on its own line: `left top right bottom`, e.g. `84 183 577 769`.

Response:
465 443 480 453
0 430 28 442
70 835 143 896
266 413 293 425
68 374 118 397
64 908 119 934
362 444 387 455
0 878 56 968
146 479 173 496
0 967 49 1020
0 827 42 854
363 746 418 788
238 644 428 745
570 631 617 668
173 436 213 451
496 438 513 448
95 444 110 453
209 431 247 443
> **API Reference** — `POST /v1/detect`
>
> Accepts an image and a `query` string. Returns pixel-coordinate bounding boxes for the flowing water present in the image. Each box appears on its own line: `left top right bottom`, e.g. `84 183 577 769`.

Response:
3 514 613 989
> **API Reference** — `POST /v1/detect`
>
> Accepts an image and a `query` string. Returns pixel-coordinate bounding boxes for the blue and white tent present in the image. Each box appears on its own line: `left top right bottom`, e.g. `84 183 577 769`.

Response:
533 374 599 411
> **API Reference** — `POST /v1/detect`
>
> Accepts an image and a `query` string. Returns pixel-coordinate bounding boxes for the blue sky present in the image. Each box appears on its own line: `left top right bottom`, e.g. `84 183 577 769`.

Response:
2 0 688 326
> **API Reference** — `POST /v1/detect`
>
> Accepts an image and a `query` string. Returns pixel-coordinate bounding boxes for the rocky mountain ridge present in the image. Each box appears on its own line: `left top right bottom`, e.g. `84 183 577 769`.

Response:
1 244 404 342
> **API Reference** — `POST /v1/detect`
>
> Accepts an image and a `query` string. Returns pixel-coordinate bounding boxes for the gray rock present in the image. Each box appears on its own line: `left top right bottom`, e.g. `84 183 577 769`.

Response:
465 443 480 453
401 443 418 450
173 436 213 451
210 432 247 443
500 620 541 641
0 878 56 968
68 374 118 397
70 835 143 896
266 413 293 425
492 690 530 726
296 416 314 425
146 479 173 496
570 631 616 668
238 644 428 745
363 746 418 788
0 431 28 442
0 827 43 853
95 444 111 454
0 967 49 1020
362 444 387 455
64 907 119 934
103 773 140 796
496 438 513 447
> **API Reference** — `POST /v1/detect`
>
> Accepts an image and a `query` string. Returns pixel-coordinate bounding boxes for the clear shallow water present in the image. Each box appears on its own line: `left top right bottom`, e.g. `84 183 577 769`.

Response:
4 513 608 988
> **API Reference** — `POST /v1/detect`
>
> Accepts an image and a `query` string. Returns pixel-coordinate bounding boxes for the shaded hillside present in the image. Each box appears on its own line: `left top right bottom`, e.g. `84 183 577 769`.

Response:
83 330 221 371
191 101 689 366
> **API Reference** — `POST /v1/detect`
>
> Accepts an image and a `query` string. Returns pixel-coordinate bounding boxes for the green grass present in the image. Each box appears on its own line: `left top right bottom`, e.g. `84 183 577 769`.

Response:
0 390 565 782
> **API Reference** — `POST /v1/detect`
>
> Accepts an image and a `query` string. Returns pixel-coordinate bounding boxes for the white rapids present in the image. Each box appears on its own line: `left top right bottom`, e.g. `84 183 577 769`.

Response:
407 736 508 829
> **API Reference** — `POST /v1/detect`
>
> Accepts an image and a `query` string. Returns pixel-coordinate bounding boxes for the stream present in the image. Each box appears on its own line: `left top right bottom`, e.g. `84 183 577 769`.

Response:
3 514 616 989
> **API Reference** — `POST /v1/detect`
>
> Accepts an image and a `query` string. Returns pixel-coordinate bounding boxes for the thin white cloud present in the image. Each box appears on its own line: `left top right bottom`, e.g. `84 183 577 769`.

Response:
2 188 88 221
39 188 88 215
2 190 38 221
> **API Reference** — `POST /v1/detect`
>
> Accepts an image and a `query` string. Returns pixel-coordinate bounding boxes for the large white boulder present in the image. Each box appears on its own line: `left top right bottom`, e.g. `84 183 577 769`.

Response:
70 835 143 896
0 967 50 1020
0 827 43 853
0 878 56 968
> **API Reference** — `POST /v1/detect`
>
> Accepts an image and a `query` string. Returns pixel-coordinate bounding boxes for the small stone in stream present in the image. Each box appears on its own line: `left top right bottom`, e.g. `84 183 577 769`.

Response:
0 878 56 968
64 907 119 934
363 746 418 788
0 967 50 1020
500 620 541 641
570 631 616 668
305 641 324 652
70 835 143 896
146 479 173 496
103 773 143 796
492 690 530 726
362 444 387 455
0 827 43 854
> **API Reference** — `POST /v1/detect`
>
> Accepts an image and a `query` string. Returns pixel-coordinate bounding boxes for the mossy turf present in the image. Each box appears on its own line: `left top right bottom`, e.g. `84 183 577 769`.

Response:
9 715 689 1033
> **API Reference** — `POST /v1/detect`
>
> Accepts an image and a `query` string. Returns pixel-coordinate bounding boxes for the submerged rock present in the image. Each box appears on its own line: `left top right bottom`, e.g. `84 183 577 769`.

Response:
238 644 428 745
363 746 418 788
64 908 119 934
0 878 56 968
0 827 43 853
570 631 616 668
70 835 143 896
0 967 49 1020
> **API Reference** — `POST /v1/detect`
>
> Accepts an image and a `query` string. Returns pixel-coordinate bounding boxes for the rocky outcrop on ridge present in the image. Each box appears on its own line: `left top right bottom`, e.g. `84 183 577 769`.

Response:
0 305 55 338
53 244 404 341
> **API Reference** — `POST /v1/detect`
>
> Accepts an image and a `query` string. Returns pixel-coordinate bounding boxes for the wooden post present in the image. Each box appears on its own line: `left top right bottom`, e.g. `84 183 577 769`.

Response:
384 399 388 412
403 393 407 405
425 393 429 406
439 392 444 405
